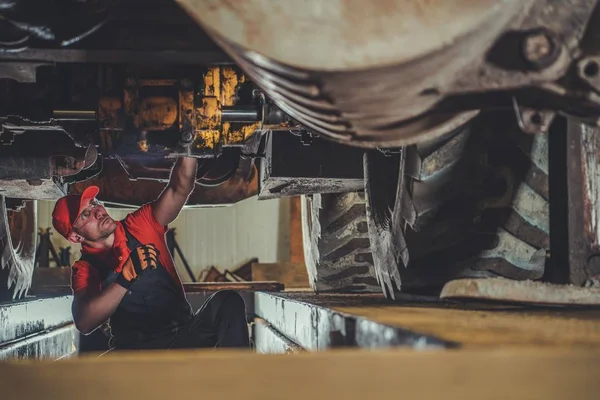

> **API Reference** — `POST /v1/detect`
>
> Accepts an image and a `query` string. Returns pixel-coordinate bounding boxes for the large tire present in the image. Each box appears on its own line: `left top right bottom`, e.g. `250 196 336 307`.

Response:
404 111 549 286
365 110 550 296
301 192 381 293
0 197 37 302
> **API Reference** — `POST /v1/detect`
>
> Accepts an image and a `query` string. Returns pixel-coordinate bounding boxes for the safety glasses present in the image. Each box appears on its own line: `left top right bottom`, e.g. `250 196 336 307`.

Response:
73 199 103 230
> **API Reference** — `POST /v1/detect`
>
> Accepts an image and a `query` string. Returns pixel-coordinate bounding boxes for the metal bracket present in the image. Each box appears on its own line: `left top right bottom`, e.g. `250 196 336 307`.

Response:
513 98 556 135
577 56 600 93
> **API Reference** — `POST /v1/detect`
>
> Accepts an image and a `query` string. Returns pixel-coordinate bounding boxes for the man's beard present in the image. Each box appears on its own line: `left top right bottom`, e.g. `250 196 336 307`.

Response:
97 218 116 239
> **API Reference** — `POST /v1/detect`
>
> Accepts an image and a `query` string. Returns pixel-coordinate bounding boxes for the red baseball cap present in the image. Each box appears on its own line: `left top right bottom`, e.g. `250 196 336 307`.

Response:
52 186 100 239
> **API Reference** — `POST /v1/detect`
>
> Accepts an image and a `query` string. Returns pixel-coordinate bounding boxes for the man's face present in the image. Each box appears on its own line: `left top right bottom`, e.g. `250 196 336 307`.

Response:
69 198 117 242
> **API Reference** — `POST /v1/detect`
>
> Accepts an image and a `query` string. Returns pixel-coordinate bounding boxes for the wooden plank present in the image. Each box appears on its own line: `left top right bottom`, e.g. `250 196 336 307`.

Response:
567 121 600 285
289 196 305 264
440 277 600 306
2 347 600 399
251 262 310 288
183 281 284 292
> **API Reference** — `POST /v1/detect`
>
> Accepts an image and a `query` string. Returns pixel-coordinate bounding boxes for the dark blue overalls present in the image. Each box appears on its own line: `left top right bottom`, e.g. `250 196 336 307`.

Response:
83 221 250 350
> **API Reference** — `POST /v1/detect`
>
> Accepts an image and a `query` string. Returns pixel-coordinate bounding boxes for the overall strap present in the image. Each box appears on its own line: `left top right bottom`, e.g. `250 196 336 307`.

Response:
79 252 112 284
120 219 142 250
80 219 137 274
80 252 104 270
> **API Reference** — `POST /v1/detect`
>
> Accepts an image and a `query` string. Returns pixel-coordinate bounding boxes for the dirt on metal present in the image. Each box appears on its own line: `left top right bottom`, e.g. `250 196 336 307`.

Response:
68 157 258 207
273 289 600 348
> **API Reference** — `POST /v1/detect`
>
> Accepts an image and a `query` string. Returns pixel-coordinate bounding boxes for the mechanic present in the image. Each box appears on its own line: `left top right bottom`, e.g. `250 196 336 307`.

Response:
51 156 250 351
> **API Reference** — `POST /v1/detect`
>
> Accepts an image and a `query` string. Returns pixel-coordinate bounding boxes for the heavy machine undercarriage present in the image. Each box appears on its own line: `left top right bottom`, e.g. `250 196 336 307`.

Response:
1 0 600 312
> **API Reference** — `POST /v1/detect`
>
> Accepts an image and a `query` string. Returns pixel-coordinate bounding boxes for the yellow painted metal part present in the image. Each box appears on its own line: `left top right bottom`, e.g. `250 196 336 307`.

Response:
136 97 178 130
223 121 260 144
96 68 257 155
195 66 256 151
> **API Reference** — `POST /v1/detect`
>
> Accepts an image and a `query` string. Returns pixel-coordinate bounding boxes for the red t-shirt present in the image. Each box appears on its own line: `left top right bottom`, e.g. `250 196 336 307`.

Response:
70 203 184 294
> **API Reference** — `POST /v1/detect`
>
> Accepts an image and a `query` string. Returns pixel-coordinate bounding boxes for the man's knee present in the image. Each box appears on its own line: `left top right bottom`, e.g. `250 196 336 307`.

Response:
213 290 246 311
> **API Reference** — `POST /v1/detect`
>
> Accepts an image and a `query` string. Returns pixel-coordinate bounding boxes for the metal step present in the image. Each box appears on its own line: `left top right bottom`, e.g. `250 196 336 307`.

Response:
253 318 304 354
1 295 73 343
0 324 79 360
254 291 452 351
0 295 78 360
256 290 600 350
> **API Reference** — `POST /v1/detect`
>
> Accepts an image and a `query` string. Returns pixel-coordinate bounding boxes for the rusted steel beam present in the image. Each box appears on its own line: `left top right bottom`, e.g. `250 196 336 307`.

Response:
68 158 258 207
0 49 231 65
0 128 98 180
567 121 600 286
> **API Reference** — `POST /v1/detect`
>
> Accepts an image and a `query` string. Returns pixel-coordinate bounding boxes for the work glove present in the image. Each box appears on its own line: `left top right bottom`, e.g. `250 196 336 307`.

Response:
114 244 160 289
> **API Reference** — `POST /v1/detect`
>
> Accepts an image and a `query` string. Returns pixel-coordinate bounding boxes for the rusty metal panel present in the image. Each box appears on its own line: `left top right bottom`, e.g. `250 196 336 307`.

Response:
258 131 364 199
567 121 600 285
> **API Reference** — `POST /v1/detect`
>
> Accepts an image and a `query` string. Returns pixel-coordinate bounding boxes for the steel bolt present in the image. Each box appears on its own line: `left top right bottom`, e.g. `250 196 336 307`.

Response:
587 254 600 275
181 131 194 143
583 278 600 288
523 31 556 68
300 130 313 146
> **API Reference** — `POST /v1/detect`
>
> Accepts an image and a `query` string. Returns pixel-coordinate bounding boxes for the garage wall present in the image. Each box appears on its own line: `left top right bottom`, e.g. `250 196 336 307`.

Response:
36 196 291 281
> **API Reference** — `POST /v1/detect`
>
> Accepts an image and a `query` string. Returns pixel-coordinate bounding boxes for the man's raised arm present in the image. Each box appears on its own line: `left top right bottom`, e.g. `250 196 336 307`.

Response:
152 157 198 226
